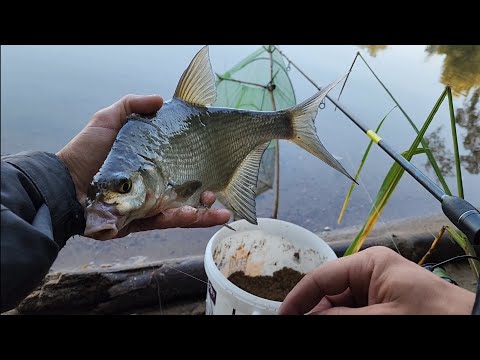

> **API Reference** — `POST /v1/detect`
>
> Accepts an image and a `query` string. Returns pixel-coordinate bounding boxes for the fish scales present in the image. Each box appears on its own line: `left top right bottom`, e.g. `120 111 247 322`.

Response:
84 46 354 240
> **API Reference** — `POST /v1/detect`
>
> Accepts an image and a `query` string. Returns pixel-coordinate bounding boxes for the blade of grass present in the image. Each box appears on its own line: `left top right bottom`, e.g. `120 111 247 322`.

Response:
444 226 479 279
357 53 452 196
344 148 426 255
338 105 397 224
406 88 447 158
447 86 464 199
418 226 446 265
344 88 448 256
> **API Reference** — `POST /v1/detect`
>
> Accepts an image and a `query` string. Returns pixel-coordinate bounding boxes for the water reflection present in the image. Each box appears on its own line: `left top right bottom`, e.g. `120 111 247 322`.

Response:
358 45 388 57
456 88 479 174
360 45 479 176
360 45 480 96
425 45 480 96
424 125 455 176
423 45 480 176
424 89 479 176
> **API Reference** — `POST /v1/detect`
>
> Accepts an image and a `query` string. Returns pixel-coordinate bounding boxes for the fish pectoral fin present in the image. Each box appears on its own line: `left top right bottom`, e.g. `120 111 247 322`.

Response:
173 46 217 107
173 180 203 199
221 142 270 225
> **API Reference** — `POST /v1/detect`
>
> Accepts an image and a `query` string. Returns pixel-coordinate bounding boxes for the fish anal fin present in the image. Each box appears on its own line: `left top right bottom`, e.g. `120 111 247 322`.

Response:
221 142 270 225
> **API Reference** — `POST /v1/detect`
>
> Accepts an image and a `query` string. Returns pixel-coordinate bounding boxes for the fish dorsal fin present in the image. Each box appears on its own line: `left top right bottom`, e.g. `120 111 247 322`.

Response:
173 46 217 106
221 142 270 225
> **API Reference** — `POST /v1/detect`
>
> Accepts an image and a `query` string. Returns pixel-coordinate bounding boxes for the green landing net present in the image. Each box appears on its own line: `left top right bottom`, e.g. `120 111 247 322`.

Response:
214 45 296 205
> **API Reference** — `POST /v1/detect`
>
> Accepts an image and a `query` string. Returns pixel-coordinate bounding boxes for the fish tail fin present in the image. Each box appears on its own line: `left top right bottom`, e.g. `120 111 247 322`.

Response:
288 74 357 184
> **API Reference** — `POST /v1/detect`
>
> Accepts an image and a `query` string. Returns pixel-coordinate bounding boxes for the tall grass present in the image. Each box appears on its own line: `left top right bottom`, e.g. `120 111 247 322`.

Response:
337 106 397 224
338 53 477 277
343 88 447 255
274 46 477 276
353 53 453 196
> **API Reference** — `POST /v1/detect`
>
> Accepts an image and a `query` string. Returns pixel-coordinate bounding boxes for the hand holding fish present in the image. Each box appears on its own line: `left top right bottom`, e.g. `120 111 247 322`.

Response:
57 94 231 239
71 46 355 241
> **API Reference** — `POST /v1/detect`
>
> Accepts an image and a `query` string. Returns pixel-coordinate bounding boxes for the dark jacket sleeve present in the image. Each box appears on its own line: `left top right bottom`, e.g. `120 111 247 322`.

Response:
1 151 86 312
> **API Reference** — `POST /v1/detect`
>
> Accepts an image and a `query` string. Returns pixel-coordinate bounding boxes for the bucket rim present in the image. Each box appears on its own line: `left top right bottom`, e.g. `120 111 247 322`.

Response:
204 217 335 312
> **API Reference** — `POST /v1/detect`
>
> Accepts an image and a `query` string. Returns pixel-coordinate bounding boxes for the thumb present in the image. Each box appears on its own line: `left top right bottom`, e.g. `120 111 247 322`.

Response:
313 304 394 315
90 94 164 130
125 94 164 115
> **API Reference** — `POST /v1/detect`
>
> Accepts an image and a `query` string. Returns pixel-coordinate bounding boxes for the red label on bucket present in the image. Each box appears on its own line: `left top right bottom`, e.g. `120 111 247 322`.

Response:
208 281 217 305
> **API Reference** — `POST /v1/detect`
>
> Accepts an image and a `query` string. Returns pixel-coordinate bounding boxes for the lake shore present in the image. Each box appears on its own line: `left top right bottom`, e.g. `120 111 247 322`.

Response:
4 212 477 315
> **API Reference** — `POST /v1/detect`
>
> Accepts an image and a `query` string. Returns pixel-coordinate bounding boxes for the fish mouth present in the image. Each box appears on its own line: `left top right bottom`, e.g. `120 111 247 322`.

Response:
84 204 126 241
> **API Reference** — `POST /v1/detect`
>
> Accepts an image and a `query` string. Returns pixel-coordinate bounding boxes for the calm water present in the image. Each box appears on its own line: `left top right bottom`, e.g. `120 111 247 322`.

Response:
2 45 479 269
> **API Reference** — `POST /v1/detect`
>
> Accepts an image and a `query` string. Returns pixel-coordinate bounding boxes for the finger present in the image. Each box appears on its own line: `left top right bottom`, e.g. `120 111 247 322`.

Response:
126 94 164 116
90 94 163 130
115 207 196 237
317 303 395 315
200 191 217 207
181 208 231 228
308 288 358 314
324 288 358 308
308 296 334 314
142 206 200 230
122 207 231 234
278 253 373 315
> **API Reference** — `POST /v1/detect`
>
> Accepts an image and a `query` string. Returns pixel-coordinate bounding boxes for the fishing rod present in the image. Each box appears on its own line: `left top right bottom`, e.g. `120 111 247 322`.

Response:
274 46 480 246
273 46 480 315
326 95 480 247
327 95 480 316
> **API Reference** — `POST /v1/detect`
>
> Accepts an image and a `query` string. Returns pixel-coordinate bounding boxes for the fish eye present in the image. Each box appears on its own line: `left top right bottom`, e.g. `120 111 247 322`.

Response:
118 178 132 194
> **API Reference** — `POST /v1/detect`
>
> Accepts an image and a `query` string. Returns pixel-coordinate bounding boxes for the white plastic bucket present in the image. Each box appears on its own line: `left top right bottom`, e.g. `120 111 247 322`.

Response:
204 218 338 315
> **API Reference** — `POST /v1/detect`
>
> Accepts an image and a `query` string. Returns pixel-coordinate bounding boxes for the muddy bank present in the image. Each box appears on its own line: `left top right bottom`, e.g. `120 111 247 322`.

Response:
4 214 477 315
52 213 463 272
3 216 480 314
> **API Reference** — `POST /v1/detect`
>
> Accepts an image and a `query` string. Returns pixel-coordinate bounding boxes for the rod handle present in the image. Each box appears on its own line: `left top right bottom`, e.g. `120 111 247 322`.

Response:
442 195 480 245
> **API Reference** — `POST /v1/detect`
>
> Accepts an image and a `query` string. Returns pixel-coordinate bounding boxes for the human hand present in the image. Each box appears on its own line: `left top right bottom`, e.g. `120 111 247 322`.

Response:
57 95 231 237
114 191 231 238
279 246 475 315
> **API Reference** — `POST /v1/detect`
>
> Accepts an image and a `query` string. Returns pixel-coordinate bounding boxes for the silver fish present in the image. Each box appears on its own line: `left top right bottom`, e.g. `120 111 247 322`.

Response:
84 46 355 240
